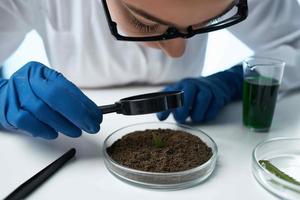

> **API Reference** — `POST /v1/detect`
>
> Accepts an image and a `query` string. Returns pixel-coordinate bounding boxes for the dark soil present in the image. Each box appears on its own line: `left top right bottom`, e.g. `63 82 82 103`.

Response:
106 128 213 173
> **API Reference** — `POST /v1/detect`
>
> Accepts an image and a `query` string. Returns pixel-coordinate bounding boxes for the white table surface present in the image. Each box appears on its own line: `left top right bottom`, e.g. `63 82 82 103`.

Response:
1 85 300 200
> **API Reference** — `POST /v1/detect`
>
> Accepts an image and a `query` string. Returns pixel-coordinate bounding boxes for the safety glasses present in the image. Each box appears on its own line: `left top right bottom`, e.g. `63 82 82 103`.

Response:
101 0 248 42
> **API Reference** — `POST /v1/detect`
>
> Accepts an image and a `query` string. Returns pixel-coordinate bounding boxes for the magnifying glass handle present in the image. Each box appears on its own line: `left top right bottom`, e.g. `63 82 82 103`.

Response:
98 104 119 114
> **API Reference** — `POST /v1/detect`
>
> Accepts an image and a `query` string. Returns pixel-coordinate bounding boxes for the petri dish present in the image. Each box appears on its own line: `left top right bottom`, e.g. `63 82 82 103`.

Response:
103 122 218 190
252 137 300 200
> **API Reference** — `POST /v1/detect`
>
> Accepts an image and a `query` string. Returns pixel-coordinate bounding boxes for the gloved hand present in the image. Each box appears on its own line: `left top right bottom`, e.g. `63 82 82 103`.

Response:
0 61 102 139
157 64 243 124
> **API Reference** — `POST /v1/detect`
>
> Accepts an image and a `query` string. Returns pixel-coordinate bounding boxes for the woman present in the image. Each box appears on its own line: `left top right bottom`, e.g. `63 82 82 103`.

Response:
0 0 300 139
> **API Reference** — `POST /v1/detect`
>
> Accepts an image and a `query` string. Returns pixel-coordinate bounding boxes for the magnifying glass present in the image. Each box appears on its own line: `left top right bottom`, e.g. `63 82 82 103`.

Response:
98 91 183 115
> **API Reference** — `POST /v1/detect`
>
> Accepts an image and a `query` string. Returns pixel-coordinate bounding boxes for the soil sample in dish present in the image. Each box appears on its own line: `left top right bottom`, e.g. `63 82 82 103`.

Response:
106 128 213 173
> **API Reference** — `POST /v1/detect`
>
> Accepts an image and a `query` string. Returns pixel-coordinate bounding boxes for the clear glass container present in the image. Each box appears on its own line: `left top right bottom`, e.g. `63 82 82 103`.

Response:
252 137 300 200
103 122 218 190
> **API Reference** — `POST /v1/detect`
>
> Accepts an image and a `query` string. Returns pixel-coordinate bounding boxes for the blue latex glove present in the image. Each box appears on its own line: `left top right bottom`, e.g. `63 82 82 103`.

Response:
0 61 102 139
157 64 243 124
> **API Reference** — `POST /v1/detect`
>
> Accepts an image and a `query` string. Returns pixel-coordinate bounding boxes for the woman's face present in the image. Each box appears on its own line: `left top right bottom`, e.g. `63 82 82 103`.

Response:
107 0 234 58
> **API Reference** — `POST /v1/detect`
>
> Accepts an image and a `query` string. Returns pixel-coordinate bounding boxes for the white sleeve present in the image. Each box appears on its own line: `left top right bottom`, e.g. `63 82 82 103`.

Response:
0 0 34 66
228 0 300 91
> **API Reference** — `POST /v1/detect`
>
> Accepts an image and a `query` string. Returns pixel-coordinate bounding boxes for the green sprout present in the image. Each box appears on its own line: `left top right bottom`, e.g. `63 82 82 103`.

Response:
152 133 165 148
259 160 300 186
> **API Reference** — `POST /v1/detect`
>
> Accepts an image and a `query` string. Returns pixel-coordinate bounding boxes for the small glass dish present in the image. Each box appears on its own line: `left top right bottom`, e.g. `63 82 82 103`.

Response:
103 122 218 190
252 137 300 200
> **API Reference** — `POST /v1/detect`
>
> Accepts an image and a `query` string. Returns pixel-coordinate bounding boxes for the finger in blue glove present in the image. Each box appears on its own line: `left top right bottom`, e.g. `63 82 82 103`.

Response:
190 85 213 123
173 80 197 123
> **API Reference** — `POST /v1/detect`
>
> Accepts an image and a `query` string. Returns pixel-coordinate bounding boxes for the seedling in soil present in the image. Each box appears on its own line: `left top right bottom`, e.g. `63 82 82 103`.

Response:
152 132 165 148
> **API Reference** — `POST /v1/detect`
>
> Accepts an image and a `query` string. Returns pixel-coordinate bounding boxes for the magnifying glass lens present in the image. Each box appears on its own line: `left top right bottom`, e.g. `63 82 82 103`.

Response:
99 91 183 115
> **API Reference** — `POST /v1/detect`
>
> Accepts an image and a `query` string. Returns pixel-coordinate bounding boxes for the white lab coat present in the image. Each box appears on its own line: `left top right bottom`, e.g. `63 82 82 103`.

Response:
0 0 300 90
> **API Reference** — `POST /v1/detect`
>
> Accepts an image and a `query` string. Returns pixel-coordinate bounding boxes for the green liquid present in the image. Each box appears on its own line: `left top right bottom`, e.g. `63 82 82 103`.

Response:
243 77 280 131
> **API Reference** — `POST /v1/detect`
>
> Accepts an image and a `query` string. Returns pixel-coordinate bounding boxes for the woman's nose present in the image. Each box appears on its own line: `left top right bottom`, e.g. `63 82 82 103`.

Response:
158 38 187 58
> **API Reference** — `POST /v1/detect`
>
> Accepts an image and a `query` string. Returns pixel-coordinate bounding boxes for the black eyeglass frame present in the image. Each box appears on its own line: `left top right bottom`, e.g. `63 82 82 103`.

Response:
101 0 248 42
